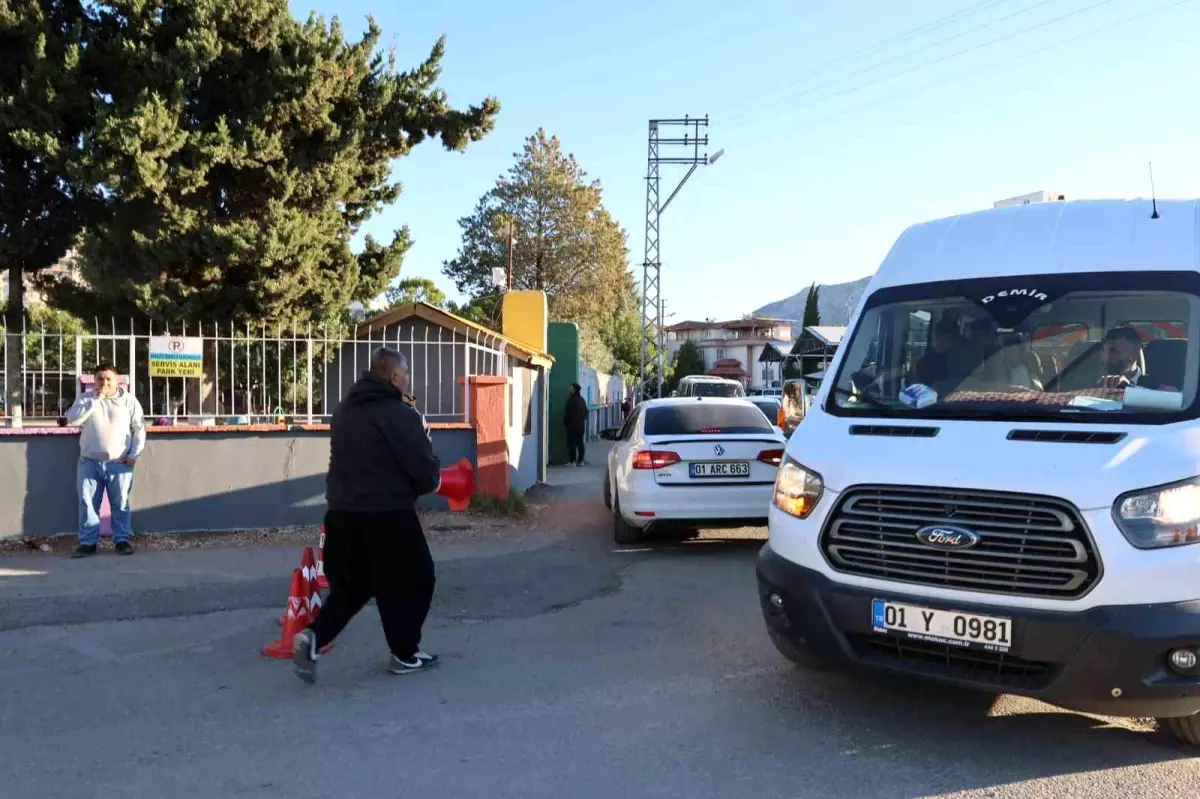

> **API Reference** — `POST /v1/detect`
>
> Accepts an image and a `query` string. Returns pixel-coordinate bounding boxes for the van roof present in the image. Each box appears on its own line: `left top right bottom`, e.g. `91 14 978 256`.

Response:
873 199 1200 290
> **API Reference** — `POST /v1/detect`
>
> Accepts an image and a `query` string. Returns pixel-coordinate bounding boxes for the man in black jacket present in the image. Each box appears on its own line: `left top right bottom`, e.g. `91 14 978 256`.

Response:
564 383 588 466
294 347 442 683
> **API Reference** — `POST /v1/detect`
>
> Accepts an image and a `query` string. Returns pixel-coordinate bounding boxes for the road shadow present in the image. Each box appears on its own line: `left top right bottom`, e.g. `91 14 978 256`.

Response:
745 657 1193 796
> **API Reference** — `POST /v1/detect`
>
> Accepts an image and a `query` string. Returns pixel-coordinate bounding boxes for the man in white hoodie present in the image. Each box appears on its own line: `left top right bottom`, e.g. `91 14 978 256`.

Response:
66 363 146 558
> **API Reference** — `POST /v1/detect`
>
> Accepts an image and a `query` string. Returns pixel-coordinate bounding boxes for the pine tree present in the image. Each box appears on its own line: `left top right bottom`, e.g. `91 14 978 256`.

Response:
802 283 822 329
442 129 633 353
0 0 98 421
44 0 498 330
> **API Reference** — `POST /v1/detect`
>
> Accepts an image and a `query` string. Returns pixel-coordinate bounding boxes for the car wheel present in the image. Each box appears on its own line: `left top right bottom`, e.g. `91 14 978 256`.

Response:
1159 714 1200 747
767 627 830 671
603 469 612 510
612 494 642 545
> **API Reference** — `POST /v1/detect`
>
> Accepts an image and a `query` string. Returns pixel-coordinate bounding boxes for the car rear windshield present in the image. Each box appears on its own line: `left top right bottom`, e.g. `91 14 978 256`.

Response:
644 404 773 435
750 399 781 421
687 381 744 397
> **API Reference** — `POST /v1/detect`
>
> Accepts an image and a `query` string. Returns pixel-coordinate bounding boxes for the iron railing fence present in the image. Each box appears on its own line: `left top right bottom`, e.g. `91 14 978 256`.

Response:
0 316 510 425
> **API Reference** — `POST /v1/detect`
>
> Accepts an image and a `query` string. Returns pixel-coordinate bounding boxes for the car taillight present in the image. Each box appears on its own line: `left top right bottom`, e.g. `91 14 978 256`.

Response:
776 406 785 427
757 448 784 466
633 450 681 469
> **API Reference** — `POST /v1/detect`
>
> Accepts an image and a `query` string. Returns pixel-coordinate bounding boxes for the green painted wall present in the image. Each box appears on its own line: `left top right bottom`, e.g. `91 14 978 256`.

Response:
547 322 580 465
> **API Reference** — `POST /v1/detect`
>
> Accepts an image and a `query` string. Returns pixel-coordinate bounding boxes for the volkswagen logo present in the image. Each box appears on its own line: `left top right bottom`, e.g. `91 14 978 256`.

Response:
915 525 980 550
713 444 725 457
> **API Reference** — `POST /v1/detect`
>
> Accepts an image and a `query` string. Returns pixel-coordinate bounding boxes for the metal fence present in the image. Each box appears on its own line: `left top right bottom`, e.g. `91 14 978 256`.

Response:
586 402 625 440
0 316 511 425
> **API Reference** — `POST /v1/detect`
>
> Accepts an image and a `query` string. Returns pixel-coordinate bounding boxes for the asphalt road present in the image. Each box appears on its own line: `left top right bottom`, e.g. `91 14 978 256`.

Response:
3 477 1199 797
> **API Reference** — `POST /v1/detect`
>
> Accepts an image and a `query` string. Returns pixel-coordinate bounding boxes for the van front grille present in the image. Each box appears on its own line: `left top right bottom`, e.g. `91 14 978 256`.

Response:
819 485 1101 599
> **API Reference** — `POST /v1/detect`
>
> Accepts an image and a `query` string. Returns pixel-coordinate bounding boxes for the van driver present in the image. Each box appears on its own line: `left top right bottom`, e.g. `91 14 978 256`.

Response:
1098 326 1176 391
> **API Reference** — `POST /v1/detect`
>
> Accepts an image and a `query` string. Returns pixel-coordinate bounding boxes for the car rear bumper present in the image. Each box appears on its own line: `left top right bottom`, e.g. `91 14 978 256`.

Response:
622 483 772 528
757 545 1200 719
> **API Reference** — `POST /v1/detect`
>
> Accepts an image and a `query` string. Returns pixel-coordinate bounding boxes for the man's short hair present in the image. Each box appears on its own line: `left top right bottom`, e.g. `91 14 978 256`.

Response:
369 346 408 379
571 383 581 392
93 362 119 376
1103 326 1143 348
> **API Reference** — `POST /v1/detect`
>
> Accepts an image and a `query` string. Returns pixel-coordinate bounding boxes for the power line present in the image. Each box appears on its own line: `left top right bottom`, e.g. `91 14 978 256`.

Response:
722 0 1124 135
719 0 1071 127
772 0 1195 140
704 0 1016 116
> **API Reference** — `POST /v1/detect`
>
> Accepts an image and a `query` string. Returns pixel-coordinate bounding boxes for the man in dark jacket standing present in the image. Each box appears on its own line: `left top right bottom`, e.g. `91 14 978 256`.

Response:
564 383 588 466
294 347 442 683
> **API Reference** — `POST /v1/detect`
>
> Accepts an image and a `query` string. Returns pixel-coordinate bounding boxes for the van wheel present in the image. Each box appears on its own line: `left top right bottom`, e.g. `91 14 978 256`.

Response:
767 627 829 671
1159 714 1200 747
612 495 642 545
603 470 612 510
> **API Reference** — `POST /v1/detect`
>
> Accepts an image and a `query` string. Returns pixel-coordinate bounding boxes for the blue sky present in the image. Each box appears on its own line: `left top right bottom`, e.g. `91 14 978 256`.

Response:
291 0 1200 321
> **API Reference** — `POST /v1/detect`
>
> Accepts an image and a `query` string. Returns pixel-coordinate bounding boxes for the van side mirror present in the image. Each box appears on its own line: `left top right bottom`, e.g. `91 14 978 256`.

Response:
599 428 620 441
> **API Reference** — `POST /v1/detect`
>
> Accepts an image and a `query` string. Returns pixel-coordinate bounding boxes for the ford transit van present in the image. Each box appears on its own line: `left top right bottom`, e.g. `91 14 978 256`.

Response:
758 199 1200 746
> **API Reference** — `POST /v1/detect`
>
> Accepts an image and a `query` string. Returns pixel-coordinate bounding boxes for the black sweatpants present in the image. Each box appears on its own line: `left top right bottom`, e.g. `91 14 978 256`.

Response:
566 427 586 465
308 508 435 659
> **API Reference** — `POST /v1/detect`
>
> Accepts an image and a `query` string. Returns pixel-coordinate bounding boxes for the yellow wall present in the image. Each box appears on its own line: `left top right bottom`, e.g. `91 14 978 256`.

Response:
501 290 548 353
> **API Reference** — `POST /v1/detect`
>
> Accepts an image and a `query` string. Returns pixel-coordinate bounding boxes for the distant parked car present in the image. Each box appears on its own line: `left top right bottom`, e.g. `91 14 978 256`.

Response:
676 375 746 398
598 396 785 544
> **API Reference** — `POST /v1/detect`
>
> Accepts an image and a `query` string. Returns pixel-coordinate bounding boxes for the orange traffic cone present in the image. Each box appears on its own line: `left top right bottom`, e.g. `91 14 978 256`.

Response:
315 525 329 590
280 546 321 626
436 458 475 512
263 569 310 659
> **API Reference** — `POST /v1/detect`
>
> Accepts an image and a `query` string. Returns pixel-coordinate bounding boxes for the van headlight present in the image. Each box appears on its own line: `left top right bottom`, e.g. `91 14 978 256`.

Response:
773 456 823 519
1113 478 1200 549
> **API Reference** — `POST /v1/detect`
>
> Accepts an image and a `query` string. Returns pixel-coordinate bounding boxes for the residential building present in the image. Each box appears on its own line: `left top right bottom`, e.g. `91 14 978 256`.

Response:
787 326 846 386
664 317 794 390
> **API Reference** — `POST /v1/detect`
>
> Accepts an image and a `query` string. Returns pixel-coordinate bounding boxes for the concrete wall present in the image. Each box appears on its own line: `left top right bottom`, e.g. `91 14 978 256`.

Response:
505 357 544 493
546 323 580 466
0 427 476 539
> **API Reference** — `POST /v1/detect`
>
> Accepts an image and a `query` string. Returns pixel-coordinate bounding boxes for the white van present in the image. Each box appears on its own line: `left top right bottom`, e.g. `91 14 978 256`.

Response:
676 375 746 398
758 199 1200 746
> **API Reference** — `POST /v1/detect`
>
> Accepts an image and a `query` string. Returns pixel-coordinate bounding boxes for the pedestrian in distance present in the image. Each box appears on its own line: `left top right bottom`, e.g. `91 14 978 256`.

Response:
65 363 146 558
564 383 588 466
294 346 442 684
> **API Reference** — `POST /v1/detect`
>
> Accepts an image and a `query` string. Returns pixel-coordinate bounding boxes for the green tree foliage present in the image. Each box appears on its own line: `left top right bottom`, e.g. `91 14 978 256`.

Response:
44 0 498 330
0 0 98 416
671 340 705 390
802 283 822 328
386 277 448 309
442 129 633 363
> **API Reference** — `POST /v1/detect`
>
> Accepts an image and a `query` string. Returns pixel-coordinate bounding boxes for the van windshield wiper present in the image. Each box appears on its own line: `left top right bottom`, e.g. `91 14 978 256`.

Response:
829 385 894 412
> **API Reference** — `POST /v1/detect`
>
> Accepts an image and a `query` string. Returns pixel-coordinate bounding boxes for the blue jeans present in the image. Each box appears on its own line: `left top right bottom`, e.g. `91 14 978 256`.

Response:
77 457 134 545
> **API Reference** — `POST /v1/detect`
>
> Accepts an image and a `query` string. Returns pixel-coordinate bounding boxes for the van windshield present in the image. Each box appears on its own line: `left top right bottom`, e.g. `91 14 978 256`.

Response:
827 271 1200 423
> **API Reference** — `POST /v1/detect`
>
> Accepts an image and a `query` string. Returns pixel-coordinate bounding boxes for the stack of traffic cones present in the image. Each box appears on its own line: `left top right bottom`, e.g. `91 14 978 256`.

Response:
263 569 310 659
267 546 332 658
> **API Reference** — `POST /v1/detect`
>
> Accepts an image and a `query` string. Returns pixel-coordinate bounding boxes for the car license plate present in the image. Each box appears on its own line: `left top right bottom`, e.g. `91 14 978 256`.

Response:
689 461 750 478
871 599 1011 653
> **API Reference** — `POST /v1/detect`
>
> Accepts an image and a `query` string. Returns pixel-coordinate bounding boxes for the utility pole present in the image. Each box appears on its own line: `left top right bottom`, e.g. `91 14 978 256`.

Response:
505 218 515 291
638 116 722 401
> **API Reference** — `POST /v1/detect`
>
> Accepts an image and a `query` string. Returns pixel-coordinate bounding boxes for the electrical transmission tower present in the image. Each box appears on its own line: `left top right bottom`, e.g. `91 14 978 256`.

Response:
639 116 721 400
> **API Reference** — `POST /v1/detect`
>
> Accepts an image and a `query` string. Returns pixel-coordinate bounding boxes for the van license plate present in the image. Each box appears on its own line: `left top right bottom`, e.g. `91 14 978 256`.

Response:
871 599 1011 653
689 461 750 478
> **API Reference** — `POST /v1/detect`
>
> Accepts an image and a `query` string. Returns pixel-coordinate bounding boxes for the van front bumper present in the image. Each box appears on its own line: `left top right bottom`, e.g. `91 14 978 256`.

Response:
757 545 1200 719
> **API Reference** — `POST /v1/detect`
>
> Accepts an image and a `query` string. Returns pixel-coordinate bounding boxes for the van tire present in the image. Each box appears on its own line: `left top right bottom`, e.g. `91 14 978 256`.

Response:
1160 714 1200 747
603 470 612 510
767 627 829 671
612 496 642 545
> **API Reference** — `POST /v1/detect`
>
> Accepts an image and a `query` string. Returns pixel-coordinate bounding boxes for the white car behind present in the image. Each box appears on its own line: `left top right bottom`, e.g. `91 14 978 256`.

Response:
600 397 786 544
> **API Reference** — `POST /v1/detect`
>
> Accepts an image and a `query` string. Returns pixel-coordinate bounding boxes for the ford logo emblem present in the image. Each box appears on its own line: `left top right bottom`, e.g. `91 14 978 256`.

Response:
915 525 980 550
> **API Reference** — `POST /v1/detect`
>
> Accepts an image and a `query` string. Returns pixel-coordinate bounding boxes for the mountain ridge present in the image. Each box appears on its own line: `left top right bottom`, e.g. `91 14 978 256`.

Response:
753 275 872 327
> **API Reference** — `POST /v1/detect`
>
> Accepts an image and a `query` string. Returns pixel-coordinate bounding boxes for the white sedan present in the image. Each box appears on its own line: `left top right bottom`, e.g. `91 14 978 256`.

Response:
600 397 786 544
